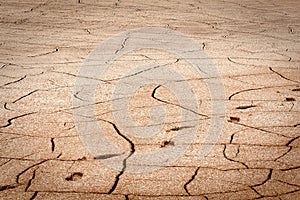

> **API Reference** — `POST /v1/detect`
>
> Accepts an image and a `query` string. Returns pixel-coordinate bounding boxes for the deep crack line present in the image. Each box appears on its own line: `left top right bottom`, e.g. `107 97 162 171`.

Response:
98 119 135 194
110 122 135 152
227 57 263 68
73 91 86 102
269 67 300 84
223 145 249 169
0 184 17 191
12 89 39 104
229 87 265 100
274 146 292 161
51 138 55 152
281 165 300 171
151 85 208 118
229 128 248 144
29 191 38 200
16 160 47 184
0 159 11 167
228 83 297 100
4 89 41 110
108 124 135 194
184 167 200 195
252 169 273 187
248 169 273 198
249 186 263 198
286 136 300 146
25 169 36 192
108 154 131 194
0 112 37 128
1 75 26 87
115 35 129 54
227 121 291 139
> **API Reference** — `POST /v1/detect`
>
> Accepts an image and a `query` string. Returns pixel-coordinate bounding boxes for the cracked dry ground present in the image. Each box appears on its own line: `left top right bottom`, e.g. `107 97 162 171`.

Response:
0 0 300 199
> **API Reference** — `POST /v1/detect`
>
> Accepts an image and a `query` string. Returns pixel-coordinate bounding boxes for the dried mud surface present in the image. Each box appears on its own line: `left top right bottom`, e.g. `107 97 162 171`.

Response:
0 0 299 199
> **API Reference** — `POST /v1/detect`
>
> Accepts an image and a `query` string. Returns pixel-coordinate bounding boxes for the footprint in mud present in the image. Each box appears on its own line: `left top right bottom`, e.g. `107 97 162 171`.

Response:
286 97 295 101
228 117 240 123
161 140 175 148
65 172 83 181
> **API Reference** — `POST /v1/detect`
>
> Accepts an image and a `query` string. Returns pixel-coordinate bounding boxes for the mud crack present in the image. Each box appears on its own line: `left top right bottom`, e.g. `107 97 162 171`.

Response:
25 169 36 191
269 67 300 84
152 85 208 117
0 112 37 128
97 119 135 194
184 167 200 195
223 144 249 169
115 35 129 54
1 75 26 87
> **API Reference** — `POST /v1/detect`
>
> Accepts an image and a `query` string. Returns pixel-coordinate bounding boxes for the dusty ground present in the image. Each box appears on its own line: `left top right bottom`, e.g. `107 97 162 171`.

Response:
0 0 300 199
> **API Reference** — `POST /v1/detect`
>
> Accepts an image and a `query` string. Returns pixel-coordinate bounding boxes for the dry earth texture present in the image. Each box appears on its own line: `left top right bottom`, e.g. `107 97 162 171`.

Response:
0 0 299 199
